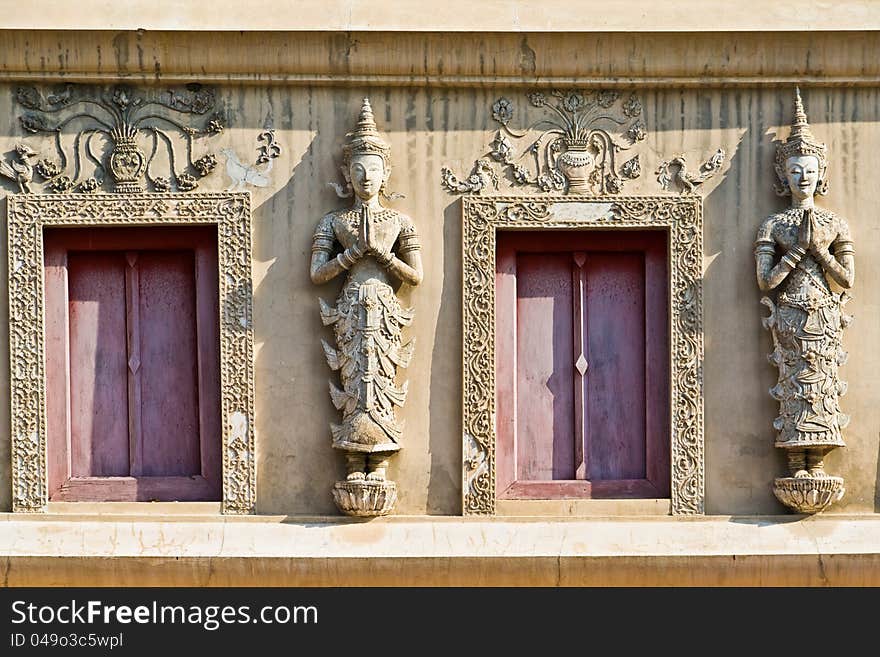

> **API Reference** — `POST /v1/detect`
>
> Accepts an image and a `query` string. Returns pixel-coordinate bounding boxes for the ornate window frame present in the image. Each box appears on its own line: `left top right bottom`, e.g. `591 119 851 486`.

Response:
8 192 255 514
461 196 704 515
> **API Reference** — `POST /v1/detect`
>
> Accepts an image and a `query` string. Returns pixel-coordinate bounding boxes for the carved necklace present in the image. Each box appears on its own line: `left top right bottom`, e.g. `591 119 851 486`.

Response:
340 207 397 231
777 207 834 227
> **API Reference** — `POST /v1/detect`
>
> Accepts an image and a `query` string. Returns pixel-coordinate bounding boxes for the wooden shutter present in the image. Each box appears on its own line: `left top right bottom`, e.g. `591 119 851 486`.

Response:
44 226 221 502
496 230 670 499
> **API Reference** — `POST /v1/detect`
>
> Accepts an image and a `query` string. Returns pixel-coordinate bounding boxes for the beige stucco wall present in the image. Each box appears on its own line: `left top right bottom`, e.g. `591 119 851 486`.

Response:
0 27 879 519
4 0 880 33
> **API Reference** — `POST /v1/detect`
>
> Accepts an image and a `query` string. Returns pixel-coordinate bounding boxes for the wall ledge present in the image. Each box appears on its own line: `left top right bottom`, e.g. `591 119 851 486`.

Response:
2 514 880 585
1 30 878 87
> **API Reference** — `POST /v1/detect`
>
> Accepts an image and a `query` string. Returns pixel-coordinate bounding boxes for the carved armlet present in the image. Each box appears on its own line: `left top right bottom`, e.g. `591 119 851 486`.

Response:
833 240 855 257
397 231 422 255
312 232 335 254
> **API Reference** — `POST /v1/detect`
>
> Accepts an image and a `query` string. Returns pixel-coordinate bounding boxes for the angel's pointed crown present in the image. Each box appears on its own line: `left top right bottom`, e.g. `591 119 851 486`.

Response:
342 98 391 166
776 87 827 173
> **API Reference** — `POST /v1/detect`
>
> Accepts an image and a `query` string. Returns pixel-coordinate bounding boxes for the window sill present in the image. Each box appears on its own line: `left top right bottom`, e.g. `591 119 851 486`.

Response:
46 502 223 517
495 498 671 517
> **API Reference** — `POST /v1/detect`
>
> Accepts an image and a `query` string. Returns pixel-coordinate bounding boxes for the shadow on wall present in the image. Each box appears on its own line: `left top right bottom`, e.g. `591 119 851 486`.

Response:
427 199 465 514
876 438 880 513
250 97 345 517
700 118 787 516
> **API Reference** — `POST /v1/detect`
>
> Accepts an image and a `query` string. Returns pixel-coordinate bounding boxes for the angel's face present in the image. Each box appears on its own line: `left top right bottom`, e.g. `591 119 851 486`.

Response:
785 155 820 201
349 154 386 202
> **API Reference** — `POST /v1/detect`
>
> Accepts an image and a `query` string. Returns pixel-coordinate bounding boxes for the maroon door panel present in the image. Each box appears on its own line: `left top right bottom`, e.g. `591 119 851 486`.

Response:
515 253 575 481
44 227 221 502
497 230 670 500
137 251 201 477
67 252 130 478
584 252 646 482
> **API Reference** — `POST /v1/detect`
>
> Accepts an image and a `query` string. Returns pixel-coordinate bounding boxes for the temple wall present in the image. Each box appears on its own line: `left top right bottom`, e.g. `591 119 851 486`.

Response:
0 15 879 575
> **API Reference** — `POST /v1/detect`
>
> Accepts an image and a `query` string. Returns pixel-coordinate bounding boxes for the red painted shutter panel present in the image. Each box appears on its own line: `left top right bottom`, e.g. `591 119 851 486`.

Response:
496 230 670 500
584 252 646 481
137 251 202 477
515 253 575 481
67 252 130 477
45 227 221 502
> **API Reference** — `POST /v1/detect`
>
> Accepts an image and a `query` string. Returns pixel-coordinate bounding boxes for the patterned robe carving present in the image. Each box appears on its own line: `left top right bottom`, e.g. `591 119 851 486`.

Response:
756 207 853 449
313 207 420 453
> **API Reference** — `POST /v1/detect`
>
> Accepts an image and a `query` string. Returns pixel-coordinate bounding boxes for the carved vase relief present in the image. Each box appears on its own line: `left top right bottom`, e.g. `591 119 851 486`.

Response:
755 89 854 513
442 89 645 195
3 84 223 195
310 99 423 517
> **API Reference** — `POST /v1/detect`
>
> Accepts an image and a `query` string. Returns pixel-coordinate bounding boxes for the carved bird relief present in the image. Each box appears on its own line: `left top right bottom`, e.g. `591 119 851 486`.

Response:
657 148 725 194
221 147 272 190
0 143 38 194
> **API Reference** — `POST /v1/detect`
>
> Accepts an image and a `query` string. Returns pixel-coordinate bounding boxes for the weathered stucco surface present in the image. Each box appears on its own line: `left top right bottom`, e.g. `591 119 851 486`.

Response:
4 513 880 586
0 26 879 522
2 1 880 32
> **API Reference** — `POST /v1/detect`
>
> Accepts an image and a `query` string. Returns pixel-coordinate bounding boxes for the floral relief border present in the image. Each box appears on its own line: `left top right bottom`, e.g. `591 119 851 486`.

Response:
8 192 255 514
462 195 704 515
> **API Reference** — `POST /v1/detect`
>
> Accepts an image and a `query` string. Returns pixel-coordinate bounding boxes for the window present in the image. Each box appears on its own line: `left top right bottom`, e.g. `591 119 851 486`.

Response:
496 230 669 499
461 196 704 516
43 226 221 502
9 192 254 514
